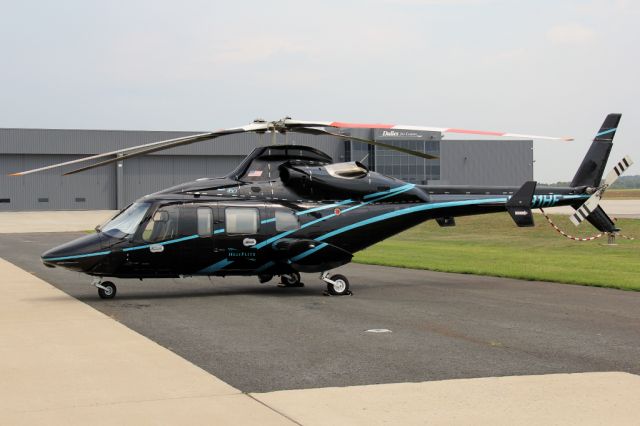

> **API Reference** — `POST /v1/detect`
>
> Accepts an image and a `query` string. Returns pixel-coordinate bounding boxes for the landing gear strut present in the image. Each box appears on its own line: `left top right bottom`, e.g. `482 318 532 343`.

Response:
92 278 117 299
321 272 351 296
278 272 303 287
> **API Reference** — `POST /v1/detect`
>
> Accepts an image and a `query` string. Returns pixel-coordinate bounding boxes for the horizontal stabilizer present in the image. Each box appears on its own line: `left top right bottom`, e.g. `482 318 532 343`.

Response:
506 181 537 227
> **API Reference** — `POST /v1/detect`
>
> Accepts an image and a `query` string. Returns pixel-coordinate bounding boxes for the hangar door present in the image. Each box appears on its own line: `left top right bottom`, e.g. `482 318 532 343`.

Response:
0 154 116 211
122 155 244 205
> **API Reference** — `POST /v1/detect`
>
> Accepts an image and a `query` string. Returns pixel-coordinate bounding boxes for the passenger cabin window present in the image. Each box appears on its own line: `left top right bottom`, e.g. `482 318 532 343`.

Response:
142 205 180 242
225 207 259 234
275 210 299 232
197 207 213 236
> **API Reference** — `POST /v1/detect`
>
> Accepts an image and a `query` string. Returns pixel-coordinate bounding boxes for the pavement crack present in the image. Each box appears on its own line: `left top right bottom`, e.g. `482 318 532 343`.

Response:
246 393 303 425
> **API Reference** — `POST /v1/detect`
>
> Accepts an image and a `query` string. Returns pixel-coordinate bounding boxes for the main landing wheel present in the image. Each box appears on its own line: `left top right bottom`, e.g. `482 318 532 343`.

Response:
326 274 351 296
98 281 117 299
279 272 303 287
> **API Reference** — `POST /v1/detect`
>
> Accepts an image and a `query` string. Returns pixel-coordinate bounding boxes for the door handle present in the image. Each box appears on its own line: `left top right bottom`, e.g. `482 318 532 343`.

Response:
149 244 164 253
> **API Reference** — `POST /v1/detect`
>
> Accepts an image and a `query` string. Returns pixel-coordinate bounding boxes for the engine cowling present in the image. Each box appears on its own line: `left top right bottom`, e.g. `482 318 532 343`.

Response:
280 161 395 199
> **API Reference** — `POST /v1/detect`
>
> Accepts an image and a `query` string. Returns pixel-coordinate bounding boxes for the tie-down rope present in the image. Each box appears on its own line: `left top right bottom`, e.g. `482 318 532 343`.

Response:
539 208 635 241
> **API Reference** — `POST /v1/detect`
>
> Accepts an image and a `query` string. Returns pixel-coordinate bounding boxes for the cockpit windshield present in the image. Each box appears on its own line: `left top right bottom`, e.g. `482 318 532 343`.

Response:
101 202 151 238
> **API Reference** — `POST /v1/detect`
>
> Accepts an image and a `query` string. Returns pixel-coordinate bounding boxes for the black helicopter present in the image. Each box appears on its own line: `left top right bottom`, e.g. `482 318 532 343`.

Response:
10 114 632 298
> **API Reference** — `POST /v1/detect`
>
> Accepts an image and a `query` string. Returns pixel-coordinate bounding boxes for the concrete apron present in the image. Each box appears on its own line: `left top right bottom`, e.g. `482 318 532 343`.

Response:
0 211 117 234
0 257 291 425
1 256 639 425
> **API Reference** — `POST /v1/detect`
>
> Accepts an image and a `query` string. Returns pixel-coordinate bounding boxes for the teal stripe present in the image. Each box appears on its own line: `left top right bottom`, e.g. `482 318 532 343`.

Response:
596 128 616 137
290 243 328 262
561 195 590 200
341 184 415 214
198 258 234 274
295 199 353 216
317 198 507 242
363 183 415 200
214 228 225 234
255 261 275 273
253 228 299 249
43 250 111 262
123 234 200 252
254 185 415 250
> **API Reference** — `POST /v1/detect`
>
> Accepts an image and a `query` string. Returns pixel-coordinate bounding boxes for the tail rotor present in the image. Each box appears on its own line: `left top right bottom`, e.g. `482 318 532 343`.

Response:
570 155 634 227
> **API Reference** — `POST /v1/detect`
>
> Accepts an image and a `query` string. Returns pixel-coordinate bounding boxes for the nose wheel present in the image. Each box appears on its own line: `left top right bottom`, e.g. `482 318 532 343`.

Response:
93 280 117 299
321 272 351 296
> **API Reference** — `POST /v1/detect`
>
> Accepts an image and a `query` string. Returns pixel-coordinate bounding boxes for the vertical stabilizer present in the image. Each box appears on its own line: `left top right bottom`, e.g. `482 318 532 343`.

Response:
570 114 621 188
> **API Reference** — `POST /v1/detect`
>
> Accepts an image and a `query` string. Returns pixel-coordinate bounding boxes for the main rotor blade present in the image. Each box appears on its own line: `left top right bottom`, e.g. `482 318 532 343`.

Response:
291 127 439 160
10 122 270 176
62 134 219 175
8 132 215 176
63 122 273 175
283 119 573 141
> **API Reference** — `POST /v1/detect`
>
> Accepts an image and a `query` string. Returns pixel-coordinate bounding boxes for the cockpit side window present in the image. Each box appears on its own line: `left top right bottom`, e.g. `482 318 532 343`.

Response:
142 205 181 242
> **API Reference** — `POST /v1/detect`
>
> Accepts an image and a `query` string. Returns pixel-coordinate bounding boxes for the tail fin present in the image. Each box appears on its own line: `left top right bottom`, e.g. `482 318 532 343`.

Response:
570 113 621 188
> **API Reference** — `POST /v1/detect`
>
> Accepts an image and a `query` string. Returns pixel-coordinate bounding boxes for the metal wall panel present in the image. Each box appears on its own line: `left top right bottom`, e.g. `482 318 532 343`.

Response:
0 154 116 211
0 128 533 211
122 155 244 204
440 140 533 185
0 127 347 211
0 128 348 159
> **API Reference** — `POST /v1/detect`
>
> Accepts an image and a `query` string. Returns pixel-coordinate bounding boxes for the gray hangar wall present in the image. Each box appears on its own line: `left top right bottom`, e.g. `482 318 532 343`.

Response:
346 128 533 185
440 139 533 185
0 128 345 211
0 127 532 211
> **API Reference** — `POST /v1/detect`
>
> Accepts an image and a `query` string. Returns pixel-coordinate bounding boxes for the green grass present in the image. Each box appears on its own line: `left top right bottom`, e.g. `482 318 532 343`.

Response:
354 212 640 291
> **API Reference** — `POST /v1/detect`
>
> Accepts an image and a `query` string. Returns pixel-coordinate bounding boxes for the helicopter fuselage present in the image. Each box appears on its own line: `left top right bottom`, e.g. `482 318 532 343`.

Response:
41 145 588 281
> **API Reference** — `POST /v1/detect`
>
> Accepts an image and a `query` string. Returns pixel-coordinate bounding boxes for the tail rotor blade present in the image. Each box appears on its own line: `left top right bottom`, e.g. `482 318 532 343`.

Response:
602 155 634 187
570 192 602 227
570 155 634 227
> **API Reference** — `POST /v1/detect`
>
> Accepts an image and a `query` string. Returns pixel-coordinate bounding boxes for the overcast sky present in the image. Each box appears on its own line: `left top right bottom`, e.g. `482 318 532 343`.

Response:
1 0 638 182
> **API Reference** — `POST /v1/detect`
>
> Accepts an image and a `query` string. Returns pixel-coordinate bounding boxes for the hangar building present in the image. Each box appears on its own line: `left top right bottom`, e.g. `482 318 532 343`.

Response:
0 127 533 211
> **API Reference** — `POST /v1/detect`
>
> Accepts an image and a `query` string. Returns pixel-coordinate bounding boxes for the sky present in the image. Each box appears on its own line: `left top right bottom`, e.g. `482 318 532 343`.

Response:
0 0 638 182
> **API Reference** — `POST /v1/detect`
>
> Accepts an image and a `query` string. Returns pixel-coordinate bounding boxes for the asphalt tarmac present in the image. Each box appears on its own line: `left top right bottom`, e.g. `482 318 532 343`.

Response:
2 232 639 393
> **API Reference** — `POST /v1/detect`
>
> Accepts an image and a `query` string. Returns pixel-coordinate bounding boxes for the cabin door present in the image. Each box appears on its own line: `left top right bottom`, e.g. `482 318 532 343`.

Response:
179 204 218 274
216 204 266 273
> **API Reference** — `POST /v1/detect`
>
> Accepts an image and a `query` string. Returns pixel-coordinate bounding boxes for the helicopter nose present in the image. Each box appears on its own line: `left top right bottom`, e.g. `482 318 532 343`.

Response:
41 233 109 272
